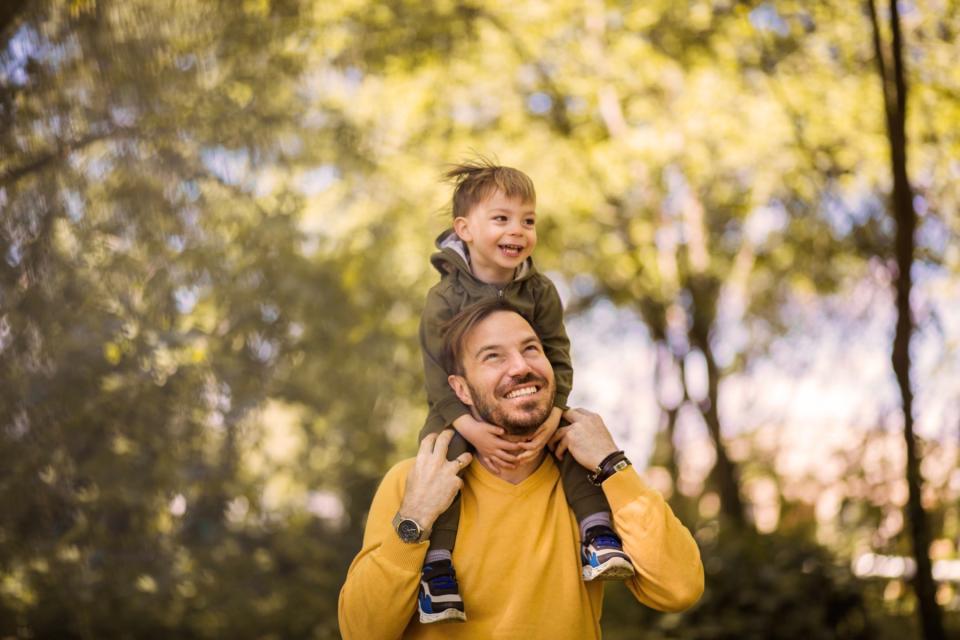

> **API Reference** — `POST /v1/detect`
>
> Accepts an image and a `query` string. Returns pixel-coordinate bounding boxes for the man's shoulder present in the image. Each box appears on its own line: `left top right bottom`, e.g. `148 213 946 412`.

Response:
378 457 416 493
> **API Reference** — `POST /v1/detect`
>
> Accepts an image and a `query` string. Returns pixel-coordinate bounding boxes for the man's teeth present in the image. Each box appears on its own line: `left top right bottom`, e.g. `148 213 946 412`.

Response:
506 386 537 399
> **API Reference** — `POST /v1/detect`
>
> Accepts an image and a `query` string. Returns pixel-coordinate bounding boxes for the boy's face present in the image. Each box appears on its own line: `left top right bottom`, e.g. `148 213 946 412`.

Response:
453 190 537 285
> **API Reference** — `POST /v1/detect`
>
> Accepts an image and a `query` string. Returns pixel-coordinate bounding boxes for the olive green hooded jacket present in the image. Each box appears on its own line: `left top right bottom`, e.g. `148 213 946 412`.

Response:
419 229 573 435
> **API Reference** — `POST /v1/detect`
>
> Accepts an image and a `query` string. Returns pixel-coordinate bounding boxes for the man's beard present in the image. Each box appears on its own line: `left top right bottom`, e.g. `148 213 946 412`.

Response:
467 372 554 437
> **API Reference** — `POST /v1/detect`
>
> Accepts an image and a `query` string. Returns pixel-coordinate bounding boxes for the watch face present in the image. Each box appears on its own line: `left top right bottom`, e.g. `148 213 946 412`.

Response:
397 519 421 542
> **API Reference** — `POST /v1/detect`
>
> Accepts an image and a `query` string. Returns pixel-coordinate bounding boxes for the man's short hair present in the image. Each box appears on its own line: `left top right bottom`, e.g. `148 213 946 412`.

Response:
444 157 536 219
442 299 528 376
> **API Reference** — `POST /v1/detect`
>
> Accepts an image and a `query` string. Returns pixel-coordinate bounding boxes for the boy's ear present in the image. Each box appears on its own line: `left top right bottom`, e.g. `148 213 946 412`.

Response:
448 374 474 406
452 217 472 243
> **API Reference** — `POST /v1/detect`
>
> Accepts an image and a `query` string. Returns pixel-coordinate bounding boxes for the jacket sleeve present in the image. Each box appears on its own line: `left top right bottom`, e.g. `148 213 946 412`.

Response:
532 277 573 409
603 467 704 612
420 286 470 433
338 460 426 640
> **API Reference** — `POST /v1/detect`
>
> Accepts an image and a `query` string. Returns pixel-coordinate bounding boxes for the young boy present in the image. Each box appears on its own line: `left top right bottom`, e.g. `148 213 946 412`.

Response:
415 159 635 624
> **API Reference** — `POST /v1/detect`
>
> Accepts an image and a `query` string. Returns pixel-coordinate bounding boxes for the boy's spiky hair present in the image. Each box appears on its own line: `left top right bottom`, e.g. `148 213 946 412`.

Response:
444 156 536 219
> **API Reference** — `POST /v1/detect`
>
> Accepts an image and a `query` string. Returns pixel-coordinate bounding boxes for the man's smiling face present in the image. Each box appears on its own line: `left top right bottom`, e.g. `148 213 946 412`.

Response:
450 310 555 436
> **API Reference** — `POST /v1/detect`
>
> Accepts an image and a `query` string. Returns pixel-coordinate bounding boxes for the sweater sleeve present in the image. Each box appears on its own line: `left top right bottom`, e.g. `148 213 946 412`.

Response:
603 467 704 612
532 277 573 409
420 286 470 432
338 460 426 640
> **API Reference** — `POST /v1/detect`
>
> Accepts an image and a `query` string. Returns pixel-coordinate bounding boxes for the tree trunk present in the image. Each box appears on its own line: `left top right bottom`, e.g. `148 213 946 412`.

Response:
690 328 748 528
867 1 944 638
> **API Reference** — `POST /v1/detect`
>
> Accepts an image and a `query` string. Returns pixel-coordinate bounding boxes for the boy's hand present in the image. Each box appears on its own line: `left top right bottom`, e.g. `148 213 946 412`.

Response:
515 406 562 462
453 413 523 475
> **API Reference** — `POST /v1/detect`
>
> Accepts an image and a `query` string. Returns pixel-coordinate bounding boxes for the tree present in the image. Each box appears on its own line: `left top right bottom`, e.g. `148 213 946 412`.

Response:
866 0 944 637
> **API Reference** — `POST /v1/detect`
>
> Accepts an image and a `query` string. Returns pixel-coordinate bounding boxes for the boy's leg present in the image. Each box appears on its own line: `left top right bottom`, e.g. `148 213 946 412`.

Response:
555 436 635 581
424 429 469 559
416 416 470 623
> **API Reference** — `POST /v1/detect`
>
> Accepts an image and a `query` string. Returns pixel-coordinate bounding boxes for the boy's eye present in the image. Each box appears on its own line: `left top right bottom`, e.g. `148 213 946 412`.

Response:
493 215 507 222
524 218 536 226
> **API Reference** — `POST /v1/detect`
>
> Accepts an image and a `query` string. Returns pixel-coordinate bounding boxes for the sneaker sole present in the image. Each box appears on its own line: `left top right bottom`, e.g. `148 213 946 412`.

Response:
419 608 467 624
582 557 636 582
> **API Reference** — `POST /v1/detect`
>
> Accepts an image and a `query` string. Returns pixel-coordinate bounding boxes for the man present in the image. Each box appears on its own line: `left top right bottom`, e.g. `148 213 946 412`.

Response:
338 300 703 639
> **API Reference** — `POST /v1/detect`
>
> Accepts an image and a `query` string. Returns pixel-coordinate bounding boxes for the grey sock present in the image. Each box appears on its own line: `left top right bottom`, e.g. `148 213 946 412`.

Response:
426 549 453 565
579 512 612 540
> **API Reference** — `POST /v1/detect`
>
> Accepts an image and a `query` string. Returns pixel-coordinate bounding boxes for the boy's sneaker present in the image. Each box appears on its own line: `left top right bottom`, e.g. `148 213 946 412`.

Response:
418 559 467 624
581 525 635 581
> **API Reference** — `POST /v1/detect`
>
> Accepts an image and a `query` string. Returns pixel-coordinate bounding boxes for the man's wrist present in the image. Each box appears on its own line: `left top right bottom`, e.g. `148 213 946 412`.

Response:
392 511 432 543
588 450 632 486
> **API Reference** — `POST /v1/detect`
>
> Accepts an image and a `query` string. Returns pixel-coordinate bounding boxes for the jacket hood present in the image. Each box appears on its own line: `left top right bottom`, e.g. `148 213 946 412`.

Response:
430 228 534 282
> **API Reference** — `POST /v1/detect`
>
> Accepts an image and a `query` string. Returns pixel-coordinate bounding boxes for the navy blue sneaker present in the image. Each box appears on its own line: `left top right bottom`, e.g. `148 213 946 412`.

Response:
418 559 467 623
581 526 635 581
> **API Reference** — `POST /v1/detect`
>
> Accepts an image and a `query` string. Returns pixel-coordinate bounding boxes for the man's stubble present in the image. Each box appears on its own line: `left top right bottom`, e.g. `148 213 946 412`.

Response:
466 372 554 437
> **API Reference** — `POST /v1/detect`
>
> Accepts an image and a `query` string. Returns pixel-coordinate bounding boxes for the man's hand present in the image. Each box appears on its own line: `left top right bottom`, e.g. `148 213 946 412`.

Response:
398 430 473 529
515 406 562 462
548 408 618 471
454 413 523 475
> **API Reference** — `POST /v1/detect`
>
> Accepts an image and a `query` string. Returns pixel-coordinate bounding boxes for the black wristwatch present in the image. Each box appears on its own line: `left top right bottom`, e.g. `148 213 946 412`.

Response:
392 512 430 544
588 450 632 486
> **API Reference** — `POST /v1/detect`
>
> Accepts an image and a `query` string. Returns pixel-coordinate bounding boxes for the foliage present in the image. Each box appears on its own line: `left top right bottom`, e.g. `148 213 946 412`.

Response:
602 531 874 640
1 0 958 638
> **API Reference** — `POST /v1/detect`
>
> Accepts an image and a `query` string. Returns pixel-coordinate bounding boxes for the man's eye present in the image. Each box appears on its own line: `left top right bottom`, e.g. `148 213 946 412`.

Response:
524 345 541 353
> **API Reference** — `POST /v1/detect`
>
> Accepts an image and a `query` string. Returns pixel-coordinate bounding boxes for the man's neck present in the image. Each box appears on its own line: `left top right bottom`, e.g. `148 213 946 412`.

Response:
477 443 547 484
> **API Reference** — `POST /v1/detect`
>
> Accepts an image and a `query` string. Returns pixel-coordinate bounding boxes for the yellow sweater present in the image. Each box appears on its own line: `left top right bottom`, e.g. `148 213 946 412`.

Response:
338 456 703 640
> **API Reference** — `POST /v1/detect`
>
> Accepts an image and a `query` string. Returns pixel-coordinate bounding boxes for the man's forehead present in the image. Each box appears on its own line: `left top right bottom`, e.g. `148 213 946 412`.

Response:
466 311 539 353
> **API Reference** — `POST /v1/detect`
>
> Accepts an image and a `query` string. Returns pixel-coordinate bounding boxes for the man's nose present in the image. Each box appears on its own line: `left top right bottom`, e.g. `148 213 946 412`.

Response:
505 350 533 376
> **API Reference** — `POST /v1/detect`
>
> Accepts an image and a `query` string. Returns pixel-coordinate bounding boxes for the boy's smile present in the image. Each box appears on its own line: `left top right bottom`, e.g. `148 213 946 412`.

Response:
453 190 537 286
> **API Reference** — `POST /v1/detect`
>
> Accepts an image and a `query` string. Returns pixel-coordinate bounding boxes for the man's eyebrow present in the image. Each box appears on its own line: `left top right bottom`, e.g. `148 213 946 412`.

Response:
519 335 542 348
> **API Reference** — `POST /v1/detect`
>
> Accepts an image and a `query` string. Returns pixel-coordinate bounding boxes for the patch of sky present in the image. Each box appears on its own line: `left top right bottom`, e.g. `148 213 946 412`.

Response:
5 243 21 267
916 209 948 258
2 25 40 86
64 190 85 222
260 303 280 323
201 146 250 187
344 65 364 87
744 202 788 246
527 92 552 115
174 286 199 314
110 105 137 128
180 180 201 202
821 189 883 238
166 235 185 253
749 3 789 36
297 164 339 196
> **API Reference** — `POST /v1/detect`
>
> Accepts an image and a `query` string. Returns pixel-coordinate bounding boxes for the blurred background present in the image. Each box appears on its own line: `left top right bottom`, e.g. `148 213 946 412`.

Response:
1 0 959 638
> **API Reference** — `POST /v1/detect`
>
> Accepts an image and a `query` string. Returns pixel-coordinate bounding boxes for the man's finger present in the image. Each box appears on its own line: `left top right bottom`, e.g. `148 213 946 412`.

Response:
447 452 473 474
432 428 456 457
419 433 438 455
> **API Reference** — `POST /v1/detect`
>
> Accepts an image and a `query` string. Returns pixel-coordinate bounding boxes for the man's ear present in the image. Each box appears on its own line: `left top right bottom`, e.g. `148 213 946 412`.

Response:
452 217 472 243
448 374 474 406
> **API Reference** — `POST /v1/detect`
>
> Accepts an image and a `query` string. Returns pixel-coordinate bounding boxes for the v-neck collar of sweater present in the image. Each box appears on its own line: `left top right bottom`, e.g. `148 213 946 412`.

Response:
465 453 558 496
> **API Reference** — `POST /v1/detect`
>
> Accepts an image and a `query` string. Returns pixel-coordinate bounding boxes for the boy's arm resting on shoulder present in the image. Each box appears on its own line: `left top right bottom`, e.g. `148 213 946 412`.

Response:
420 291 470 428
532 278 573 408
604 469 705 612
338 460 425 640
